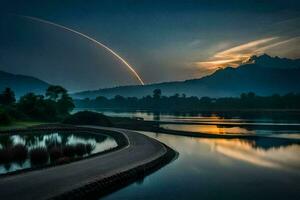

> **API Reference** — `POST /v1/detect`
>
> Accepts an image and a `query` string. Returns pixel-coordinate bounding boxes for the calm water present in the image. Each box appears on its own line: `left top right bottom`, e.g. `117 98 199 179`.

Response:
83 110 300 200
102 131 300 200
75 109 300 124
76 109 300 137
0 131 117 174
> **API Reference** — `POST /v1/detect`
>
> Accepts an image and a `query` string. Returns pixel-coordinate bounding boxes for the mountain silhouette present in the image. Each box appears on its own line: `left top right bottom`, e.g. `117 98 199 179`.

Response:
74 54 300 98
0 70 49 98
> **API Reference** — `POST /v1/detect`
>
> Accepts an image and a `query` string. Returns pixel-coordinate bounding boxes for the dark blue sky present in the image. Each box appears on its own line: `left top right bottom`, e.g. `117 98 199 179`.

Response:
0 0 299 91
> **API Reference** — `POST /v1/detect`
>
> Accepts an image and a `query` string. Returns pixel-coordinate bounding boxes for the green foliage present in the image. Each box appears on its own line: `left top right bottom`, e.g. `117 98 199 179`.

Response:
56 93 75 117
17 93 57 121
153 89 162 99
75 90 300 111
0 86 74 124
46 85 67 101
3 105 26 120
0 107 12 125
63 111 112 126
45 85 74 118
0 88 16 106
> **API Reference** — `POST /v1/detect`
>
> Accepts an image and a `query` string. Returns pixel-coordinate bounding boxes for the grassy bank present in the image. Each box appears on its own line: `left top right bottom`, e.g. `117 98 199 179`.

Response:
0 121 46 131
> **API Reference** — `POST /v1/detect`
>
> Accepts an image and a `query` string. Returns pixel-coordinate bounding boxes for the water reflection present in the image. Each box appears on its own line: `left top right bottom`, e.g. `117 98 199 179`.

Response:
0 131 117 174
149 132 300 171
161 124 255 135
79 109 300 136
160 123 300 136
103 132 300 200
77 109 300 124
201 138 300 171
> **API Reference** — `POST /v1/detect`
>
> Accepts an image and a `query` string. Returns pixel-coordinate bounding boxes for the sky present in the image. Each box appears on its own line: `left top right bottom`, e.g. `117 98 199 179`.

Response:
0 0 299 92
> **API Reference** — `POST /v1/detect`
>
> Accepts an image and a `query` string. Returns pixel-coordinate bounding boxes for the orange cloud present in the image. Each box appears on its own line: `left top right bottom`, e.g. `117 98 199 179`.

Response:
194 36 299 72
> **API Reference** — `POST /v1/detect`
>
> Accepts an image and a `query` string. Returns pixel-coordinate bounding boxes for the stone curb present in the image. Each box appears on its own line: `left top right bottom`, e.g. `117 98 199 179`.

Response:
50 144 177 200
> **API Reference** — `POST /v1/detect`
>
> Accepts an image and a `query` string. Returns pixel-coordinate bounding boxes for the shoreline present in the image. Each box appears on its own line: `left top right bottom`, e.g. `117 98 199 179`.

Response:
74 107 300 113
0 126 177 200
53 142 177 200
0 126 128 177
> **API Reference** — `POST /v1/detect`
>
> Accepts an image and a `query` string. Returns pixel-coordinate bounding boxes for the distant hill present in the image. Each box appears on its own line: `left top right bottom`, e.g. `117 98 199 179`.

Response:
0 70 50 98
73 54 300 99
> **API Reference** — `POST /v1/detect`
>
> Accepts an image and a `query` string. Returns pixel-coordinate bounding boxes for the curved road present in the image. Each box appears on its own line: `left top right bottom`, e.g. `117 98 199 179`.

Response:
0 126 168 200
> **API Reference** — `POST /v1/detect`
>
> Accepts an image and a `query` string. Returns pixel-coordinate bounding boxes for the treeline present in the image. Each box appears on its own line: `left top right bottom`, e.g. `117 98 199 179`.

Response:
0 86 74 125
75 89 300 111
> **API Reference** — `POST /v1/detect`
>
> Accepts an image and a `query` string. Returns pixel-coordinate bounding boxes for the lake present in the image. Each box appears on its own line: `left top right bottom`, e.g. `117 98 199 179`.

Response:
76 109 300 137
85 110 300 200
102 131 300 200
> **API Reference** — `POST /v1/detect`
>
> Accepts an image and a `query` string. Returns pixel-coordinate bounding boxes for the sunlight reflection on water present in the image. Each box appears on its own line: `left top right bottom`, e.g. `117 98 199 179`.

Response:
103 131 300 200
160 124 255 134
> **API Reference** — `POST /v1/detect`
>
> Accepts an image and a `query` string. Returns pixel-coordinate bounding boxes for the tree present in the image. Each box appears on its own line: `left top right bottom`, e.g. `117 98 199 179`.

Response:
17 93 59 121
0 107 12 125
46 85 67 101
0 88 16 105
45 85 74 118
113 95 125 105
153 89 162 99
17 86 74 120
17 93 44 119
56 93 75 117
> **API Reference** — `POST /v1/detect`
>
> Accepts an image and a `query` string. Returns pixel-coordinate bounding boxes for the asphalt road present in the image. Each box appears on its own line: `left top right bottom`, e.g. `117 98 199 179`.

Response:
0 126 167 200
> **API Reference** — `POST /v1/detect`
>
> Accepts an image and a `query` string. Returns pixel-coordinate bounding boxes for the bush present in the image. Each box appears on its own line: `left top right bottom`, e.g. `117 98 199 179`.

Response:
85 143 95 154
74 143 87 156
63 111 112 126
0 108 12 125
29 147 49 165
4 105 27 121
62 145 76 158
12 144 28 162
0 147 13 163
49 146 62 161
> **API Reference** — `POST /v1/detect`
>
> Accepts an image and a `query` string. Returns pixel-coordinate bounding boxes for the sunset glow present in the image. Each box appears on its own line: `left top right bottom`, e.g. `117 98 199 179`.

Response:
0 1 300 199
196 36 300 72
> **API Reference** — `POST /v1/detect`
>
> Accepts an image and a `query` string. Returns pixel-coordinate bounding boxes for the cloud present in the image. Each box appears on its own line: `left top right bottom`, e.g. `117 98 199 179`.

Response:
193 36 299 73
187 39 203 48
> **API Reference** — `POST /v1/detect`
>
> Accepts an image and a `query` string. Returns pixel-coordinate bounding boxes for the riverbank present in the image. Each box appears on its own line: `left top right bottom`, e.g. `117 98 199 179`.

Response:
0 121 46 131
0 126 176 200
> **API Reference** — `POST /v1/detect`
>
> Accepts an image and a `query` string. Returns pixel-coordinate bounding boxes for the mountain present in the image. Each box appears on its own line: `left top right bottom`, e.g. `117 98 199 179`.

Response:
0 70 50 98
73 54 300 99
